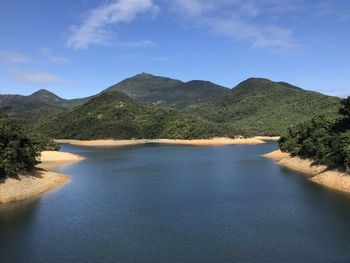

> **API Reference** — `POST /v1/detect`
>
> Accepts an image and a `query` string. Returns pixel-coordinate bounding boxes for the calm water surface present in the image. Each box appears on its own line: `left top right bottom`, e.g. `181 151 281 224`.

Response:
1 143 350 262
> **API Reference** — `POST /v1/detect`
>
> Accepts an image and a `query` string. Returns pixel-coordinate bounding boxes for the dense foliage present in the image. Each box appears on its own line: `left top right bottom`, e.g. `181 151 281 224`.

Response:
0 116 60 179
27 133 60 152
185 78 341 136
279 97 350 170
0 116 37 178
35 91 228 140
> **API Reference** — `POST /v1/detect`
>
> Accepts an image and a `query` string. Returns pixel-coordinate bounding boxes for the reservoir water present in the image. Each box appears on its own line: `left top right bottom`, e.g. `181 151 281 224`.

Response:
1 143 350 262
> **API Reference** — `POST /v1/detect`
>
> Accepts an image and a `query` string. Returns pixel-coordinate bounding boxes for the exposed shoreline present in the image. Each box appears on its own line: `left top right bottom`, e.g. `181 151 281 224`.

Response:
264 150 350 193
254 136 280 141
0 151 84 205
56 137 267 147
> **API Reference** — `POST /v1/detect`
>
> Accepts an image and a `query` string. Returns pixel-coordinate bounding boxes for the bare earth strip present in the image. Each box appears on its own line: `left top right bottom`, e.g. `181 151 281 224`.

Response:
0 151 84 204
263 150 289 161
63 137 265 147
38 151 85 163
254 136 281 141
264 150 350 193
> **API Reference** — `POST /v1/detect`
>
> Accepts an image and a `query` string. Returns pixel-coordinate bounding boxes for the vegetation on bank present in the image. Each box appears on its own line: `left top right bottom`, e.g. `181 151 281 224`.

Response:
0 116 59 179
279 97 350 171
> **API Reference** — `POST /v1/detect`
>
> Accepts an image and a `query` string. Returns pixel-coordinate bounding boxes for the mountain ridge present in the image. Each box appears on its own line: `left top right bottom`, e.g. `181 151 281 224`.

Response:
0 73 341 136
185 78 340 135
103 73 230 107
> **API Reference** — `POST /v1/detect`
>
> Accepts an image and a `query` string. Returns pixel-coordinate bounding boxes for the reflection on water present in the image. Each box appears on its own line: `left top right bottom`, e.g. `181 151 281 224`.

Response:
0 197 40 226
1 143 350 263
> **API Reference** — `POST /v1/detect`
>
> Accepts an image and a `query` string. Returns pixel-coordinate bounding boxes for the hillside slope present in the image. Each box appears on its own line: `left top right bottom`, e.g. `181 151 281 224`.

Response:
104 73 230 108
0 89 89 127
1 75 341 137
185 78 341 135
36 91 223 140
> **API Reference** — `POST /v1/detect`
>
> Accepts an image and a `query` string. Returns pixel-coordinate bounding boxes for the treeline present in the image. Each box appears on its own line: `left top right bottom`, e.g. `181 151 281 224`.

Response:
279 97 350 171
0 116 59 179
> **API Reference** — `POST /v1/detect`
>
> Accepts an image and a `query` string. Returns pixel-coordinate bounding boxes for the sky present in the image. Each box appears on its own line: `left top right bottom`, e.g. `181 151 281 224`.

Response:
0 0 349 99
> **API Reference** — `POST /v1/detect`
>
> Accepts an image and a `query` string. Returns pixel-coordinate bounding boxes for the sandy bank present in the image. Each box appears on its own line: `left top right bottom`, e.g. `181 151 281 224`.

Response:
0 169 69 204
68 137 265 147
263 150 289 161
155 138 265 145
264 150 350 193
54 139 77 144
255 136 280 141
0 151 84 205
278 157 328 175
38 151 85 163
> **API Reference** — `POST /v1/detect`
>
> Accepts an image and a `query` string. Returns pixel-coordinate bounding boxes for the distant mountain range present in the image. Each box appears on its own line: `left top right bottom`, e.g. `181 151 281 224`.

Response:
0 73 341 137
0 89 89 127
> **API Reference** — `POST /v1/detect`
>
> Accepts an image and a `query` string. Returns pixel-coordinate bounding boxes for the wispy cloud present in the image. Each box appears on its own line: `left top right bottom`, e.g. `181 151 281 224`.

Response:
67 0 159 50
48 56 71 65
118 39 157 48
0 52 32 64
8 69 69 84
39 48 71 65
170 0 302 52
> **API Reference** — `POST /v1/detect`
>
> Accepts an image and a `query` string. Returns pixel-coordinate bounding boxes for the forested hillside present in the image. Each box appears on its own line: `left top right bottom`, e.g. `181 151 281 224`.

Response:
0 89 89 128
185 78 340 135
35 91 227 140
104 73 230 108
279 97 350 170
1 74 341 137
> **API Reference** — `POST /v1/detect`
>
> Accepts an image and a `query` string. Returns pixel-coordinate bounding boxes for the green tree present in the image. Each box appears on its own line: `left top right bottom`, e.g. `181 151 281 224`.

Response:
340 97 350 117
279 97 350 171
0 116 37 178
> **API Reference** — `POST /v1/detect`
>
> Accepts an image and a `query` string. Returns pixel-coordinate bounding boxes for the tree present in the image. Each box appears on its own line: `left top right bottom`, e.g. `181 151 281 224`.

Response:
0 116 37 178
340 97 350 117
279 98 350 171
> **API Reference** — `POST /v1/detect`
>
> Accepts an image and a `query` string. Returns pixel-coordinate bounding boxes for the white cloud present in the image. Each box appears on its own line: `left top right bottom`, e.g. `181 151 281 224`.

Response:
0 52 32 63
170 0 214 17
170 0 302 51
67 0 159 49
8 69 68 84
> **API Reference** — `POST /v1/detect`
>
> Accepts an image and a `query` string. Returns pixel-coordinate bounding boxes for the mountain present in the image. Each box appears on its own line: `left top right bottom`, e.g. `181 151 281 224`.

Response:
104 73 230 108
35 91 224 140
0 89 89 128
185 78 341 135
1 75 341 137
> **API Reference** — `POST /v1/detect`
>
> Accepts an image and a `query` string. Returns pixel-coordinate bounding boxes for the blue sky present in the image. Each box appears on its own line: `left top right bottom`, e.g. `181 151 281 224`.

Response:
0 0 349 98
